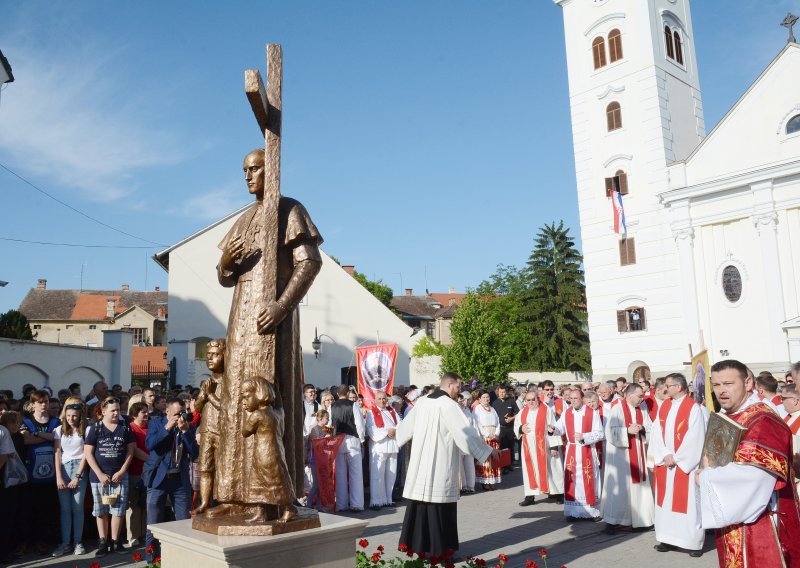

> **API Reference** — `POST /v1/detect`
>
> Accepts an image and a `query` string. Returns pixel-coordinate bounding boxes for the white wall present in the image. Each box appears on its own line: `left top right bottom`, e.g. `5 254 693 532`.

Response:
161 212 414 388
0 331 131 397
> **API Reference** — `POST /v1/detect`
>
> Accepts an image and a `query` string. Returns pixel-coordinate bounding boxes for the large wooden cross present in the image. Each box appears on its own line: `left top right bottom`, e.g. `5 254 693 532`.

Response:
245 44 282 380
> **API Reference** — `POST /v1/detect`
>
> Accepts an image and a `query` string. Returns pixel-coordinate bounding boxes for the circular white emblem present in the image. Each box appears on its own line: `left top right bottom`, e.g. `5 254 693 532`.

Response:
361 351 392 392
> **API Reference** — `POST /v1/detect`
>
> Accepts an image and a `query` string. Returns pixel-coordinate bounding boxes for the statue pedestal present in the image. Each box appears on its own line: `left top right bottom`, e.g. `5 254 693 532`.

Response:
149 513 368 568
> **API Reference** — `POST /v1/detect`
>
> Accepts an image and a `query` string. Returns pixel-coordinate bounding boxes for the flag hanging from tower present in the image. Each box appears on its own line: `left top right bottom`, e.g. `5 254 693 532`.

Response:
612 191 627 235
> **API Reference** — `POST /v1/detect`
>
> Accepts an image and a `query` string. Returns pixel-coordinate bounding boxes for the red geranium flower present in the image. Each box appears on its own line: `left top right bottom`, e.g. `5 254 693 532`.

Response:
399 543 408 552
476 560 487 567
498 553 509 562
132 552 143 562
371 552 381 562
359 538 369 549
377 545 384 552
90 563 101 568
442 549 454 559
146 545 155 555
525 561 539 568
445 562 456 568
538 549 548 558
154 557 161 564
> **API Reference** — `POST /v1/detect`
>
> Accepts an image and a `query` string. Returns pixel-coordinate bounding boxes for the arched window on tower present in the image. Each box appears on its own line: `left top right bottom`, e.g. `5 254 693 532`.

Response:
664 26 675 60
604 170 629 196
606 102 622 131
608 29 623 63
787 114 800 135
674 30 684 64
592 36 607 70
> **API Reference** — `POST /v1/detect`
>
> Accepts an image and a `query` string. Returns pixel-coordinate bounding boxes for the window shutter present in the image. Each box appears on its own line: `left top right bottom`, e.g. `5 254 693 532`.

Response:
605 177 614 197
674 31 683 64
665 26 675 59
639 307 647 330
617 310 627 332
609 29 623 63
628 238 636 264
617 171 628 195
592 37 607 70
619 239 628 265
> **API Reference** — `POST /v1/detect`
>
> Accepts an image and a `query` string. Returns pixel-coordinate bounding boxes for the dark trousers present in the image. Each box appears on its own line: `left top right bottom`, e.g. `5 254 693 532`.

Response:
0 483 22 556
18 482 59 547
145 475 191 559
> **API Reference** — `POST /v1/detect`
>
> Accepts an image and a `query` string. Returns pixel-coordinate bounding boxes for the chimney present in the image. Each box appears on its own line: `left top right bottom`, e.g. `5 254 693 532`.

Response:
154 286 160 292
342 265 355 278
449 286 455 294
405 288 413 296
37 278 47 289
449 299 456 306
106 297 116 319
121 284 129 291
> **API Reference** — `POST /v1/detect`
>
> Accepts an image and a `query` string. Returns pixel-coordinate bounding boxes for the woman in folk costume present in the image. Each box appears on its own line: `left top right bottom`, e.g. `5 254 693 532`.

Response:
552 389 604 520
472 390 502 490
514 389 564 506
365 392 400 510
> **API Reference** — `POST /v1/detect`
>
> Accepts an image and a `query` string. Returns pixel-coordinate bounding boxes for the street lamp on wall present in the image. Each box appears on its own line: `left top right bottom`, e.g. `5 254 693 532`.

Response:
311 327 336 358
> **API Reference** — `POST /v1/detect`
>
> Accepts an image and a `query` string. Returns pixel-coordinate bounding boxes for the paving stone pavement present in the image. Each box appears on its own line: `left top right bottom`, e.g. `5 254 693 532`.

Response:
12 468 718 567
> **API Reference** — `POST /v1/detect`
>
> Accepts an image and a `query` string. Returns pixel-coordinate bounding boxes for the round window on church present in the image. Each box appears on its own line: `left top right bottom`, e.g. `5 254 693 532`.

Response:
722 266 742 303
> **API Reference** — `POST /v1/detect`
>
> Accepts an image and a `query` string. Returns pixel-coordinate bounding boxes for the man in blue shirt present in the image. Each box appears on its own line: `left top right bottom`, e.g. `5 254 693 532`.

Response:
142 398 198 561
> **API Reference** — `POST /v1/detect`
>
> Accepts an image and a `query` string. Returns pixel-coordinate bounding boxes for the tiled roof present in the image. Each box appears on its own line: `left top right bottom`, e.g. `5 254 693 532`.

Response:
20 289 167 321
429 293 467 308
132 346 168 372
391 294 461 319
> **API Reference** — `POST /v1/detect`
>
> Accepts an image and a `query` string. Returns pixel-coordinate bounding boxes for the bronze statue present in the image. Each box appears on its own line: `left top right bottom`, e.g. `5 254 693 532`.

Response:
193 45 324 535
192 339 224 515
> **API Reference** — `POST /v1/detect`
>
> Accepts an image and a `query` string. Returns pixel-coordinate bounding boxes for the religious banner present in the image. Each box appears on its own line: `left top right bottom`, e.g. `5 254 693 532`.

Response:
310 434 345 511
691 349 711 410
356 343 398 409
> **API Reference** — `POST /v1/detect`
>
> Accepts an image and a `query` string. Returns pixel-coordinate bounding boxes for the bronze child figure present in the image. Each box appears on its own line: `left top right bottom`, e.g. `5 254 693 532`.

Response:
192 339 225 515
241 376 297 524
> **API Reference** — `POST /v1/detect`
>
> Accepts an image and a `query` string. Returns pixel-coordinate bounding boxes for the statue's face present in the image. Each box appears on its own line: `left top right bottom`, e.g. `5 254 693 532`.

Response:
243 151 265 199
242 385 258 412
207 346 224 373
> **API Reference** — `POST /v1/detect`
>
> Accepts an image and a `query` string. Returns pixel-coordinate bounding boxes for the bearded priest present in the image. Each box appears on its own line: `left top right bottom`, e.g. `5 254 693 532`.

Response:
600 383 655 534
514 387 564 507
697 359 800 568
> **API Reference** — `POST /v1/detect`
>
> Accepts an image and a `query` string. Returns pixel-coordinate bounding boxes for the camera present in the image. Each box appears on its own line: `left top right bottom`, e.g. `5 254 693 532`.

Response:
178 411 193 422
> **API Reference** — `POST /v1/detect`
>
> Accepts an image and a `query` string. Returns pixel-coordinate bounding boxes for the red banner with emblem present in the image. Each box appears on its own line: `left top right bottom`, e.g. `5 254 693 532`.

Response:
356 343 397 409
311 434 345 511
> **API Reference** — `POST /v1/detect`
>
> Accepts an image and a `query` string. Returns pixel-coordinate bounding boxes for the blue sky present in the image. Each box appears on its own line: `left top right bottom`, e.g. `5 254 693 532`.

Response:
0 0 795 311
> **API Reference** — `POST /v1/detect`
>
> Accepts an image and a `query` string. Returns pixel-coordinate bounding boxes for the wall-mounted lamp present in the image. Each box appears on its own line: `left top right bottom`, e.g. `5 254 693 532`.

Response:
312 328 322 358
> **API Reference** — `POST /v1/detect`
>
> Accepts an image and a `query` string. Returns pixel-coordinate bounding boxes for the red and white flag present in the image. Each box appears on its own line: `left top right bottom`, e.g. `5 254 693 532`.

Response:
356 343 397 409
611 191 627 235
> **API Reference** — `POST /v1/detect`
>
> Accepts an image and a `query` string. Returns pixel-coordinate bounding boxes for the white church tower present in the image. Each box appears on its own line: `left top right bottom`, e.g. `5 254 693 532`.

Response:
554 0 707 380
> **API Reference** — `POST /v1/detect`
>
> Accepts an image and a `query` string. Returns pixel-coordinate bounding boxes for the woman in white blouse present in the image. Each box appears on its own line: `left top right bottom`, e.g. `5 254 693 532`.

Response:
471 390 502 490
52 397 88 557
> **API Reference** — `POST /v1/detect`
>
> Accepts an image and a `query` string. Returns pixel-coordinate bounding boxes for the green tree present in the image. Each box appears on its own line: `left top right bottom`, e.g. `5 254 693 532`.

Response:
328 255 394 308
521 221 590 372
441 294 516 385
0 309 35 340
411 335 447 358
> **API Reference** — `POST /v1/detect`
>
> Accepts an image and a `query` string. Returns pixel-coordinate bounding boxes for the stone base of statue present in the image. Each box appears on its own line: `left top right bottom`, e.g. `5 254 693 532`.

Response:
192 506 321 535
149 512 368 568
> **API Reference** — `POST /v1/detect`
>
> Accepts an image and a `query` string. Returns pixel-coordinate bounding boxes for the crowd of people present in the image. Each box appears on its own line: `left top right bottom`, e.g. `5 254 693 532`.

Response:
0 379 198 564
1 359 798 566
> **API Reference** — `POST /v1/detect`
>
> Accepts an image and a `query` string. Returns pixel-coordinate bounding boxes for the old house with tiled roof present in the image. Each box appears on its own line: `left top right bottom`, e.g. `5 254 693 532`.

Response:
390 288 466 345
19 279 167 347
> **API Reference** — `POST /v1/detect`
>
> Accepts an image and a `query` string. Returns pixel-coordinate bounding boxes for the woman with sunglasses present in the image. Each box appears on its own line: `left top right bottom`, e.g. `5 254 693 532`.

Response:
52 397 89 557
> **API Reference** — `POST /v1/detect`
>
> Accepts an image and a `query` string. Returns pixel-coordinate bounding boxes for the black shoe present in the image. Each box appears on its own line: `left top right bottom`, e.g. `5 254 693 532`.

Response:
654 543 671 552
565 516 578 522
604 524 616 535
554 495 564 505
115 540 127 555
95 539 108 557
370 505 381 511
519 496 536 507
688 550 703 558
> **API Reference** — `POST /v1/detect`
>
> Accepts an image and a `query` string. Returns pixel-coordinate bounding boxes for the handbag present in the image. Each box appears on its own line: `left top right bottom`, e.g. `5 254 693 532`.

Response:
3 452 29 488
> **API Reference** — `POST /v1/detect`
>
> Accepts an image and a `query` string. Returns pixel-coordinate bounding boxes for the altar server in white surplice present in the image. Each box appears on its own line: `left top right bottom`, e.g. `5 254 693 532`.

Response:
515 388 563 507
600 384 655 534
552 389 604 520
647 373 706 556
366 391 401 509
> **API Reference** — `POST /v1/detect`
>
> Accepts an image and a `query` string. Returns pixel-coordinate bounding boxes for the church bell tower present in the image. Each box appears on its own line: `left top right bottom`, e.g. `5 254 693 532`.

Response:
553 0 706 379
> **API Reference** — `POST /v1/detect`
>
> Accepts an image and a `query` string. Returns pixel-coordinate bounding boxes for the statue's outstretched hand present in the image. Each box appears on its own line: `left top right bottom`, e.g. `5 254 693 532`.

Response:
220 235 245 272
257 301 288 334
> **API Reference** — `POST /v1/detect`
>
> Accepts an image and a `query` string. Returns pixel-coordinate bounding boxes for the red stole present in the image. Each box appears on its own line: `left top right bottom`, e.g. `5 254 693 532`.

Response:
717 404 800 568
620 402 646 483
645 397 658 422
785 413 800 435
564 406 596 505
520 405 549 493
771 394 782 406
595 404 607 467
654 396 695 513
371 407 397 429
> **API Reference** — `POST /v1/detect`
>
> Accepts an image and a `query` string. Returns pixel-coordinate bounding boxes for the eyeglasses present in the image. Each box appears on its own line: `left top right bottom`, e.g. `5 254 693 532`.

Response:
543 388 554 392
101 397 120 407
65 403 83 410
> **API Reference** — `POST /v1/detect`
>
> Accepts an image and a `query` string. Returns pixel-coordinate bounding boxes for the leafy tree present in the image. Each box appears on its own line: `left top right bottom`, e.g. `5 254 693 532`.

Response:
520 221 590 372
0 309 34 340
411 335 447 358
329 255 394 308
441 294 516 385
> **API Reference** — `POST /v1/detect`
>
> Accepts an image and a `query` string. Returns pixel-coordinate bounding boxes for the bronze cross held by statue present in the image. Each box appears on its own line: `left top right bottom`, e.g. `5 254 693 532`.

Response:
244 44 282 381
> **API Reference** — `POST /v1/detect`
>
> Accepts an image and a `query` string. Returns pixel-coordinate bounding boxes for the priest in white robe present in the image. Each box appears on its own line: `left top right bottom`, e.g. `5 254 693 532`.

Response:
647 373 706 556
552 389 604 520
600 384 655 534
366 391 401 509
514 388 564 506
782 384 800 485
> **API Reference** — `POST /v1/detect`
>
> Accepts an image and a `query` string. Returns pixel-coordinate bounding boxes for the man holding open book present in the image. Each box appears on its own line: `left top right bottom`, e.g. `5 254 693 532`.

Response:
696 359 800 568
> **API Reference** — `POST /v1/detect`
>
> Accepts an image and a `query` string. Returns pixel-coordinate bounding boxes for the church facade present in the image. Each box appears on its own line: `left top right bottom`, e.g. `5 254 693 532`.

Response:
554 0 800 380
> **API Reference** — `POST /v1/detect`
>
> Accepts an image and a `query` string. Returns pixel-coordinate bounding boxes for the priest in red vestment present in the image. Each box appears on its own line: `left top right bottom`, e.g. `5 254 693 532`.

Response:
697 359 800 568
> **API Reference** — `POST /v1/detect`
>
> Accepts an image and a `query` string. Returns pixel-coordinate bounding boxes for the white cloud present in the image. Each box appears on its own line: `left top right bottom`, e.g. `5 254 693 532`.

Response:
0 28 184 203
168 184 251 222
